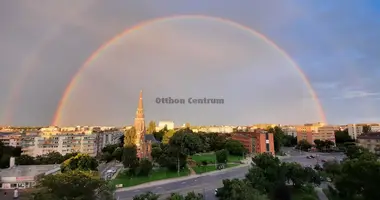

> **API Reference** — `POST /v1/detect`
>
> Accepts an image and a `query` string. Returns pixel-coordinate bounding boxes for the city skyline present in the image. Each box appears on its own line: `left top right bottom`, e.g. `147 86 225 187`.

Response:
0 1 380 126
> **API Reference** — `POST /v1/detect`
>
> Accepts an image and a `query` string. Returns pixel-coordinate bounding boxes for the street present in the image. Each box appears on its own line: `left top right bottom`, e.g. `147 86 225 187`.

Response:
115 166 248 200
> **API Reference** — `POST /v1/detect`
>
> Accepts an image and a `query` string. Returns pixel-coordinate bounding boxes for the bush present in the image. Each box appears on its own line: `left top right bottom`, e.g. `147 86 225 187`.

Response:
201 160 208 165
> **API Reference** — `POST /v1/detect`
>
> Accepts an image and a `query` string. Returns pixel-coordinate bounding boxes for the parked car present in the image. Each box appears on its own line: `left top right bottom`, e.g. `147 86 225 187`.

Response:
306 156 311 159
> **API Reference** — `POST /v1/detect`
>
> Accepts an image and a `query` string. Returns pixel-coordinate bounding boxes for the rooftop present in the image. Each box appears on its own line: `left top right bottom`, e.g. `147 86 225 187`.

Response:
357 132 380 139
0 164 60 177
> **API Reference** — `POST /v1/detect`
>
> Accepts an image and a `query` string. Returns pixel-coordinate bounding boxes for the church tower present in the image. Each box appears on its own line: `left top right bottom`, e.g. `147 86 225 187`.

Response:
134 90 146 157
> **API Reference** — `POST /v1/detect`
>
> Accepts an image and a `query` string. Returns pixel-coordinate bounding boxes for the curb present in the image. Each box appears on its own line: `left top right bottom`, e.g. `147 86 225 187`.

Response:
115 164 249 192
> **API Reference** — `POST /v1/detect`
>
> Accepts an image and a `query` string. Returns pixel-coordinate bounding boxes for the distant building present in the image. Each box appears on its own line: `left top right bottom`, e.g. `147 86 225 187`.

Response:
0 157 60 189
296 123 337 145
357 132 380 154
0 132 21 147
282 126 297 137
231 129 275 155
21 130 122 157
156 121 174 131
347 123 380 140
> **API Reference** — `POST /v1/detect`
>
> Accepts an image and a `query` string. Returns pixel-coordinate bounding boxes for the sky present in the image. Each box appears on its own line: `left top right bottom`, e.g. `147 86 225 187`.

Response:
0 0 379 126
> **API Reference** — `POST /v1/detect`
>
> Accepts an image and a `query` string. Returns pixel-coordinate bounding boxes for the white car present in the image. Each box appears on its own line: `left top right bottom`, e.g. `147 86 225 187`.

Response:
215 189 218 196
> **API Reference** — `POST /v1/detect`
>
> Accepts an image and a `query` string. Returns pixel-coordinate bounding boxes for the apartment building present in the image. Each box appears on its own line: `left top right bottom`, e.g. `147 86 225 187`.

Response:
347 123 380 140
156 121 175 131
0 132 21 147
296 123 337 145
231 129 275 155
282 126 297 137
252 124 279 129
21 131 122 157
196 126 234 133
357 132 380 154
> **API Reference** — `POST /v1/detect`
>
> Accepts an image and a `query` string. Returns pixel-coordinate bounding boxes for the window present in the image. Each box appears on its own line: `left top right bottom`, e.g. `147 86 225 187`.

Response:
265 132 269 140
266 143 270 152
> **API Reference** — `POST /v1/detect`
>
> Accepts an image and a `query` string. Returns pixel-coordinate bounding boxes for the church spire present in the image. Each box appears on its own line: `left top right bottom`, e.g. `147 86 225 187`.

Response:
136 90 144 118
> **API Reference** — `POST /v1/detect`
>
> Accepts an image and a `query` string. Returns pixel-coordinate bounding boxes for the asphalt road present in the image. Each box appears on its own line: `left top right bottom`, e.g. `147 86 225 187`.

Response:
115 150 343 200
115 166 248 200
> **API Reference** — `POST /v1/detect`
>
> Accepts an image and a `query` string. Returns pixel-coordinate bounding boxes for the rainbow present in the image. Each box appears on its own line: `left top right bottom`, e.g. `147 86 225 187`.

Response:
52 14 327 125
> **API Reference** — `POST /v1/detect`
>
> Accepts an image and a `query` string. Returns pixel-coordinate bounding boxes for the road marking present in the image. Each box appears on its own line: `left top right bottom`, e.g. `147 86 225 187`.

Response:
194 179 197 181
181 182 186 184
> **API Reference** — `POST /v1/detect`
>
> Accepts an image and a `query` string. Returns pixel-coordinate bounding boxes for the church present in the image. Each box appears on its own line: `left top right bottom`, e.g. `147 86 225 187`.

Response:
133 90 157 159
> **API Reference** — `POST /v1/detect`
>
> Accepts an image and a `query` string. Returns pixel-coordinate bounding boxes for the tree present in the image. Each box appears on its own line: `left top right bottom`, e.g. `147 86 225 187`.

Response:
133 192 160 200
268 126 285 153
101 144 118 155
334 129 353 144
282 135 297 147
217 179 269 200
185 123 190 128
35 152 64 165
147 121 156 134
29 170 114 200
112 147 123 162
151 146 163 162
345 145 375 160
162 130 176 144
61 154 98 172
122 145 139 168
154 126 168 142
15 154 35 165
362 125 371 134
322 160 341 180
165 192 203 200
101 152 113 163
134 159 153 176
224 139 246 156
334 158 380 200
216 149 228 164
124 127 137 147
296 140 312 151
169 132 202 155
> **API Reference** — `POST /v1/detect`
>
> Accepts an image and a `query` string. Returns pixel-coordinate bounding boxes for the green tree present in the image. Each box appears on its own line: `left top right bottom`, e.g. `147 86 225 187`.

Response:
112 147 123 162
216 149 228 164
61 154 98 172
151 146 163 162
322 160 341 180
147 121 156 134
29 170 114 200
362 125 371 134
35 152 64 164
101 144 118 155
134 159 153 176
169 132 203 155
153 126 168 142
15 154 35 165
122 145 139 168
282 135 297 147
124 127 137 146
345 145 375 160
268 126 285 153
296 140 312 151
162 130 176 144
224 139 246 156
133 192 160 200
334 129 353 144
334 158 380 200
101 152 113 163
217 179 269 200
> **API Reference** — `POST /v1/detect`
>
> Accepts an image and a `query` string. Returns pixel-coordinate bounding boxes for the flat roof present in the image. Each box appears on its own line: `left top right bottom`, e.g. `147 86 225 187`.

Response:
0 164 60 177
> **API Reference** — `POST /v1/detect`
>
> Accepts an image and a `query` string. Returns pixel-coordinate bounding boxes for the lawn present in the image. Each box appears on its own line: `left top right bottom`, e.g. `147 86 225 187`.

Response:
192 163 239 174
112 168 190 187
191 152 243 163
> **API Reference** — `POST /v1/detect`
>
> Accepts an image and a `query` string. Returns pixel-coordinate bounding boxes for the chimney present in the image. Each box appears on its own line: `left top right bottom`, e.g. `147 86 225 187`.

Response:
9 157 15 168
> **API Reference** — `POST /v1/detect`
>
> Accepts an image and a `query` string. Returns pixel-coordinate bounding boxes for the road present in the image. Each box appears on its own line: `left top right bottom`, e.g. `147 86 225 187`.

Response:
115 150 343 200
116 166 248 200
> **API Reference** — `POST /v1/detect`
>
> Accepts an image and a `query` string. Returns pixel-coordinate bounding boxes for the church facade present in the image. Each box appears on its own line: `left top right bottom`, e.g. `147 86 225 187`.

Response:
133 90 156 159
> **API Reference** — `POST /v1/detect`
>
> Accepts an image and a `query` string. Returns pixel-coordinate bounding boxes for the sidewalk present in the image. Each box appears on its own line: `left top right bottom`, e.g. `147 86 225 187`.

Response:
315 187 328 200
115 164 249 192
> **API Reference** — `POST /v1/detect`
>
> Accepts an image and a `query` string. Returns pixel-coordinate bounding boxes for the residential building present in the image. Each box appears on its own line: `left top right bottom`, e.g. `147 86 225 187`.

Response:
347 124 364 140
0 157 60 189
357 132 380 154
196 126 234 133
282 126 297 137
296 123 337 145
156 121 174 131
0 132 21 147
231 129 275 155
252 124 278 129
21 130 122 157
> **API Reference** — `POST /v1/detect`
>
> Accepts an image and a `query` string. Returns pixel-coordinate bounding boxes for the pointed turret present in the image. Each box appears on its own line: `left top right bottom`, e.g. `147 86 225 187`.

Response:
136 90 144 118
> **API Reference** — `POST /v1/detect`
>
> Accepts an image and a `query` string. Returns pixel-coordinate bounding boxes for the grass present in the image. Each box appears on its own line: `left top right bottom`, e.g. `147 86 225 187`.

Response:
191 152 243 163
192 163 239 174
112 168 190 187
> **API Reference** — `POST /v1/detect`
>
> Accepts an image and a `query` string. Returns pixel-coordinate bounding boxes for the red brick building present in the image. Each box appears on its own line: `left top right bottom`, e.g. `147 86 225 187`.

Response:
231 129 275 155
